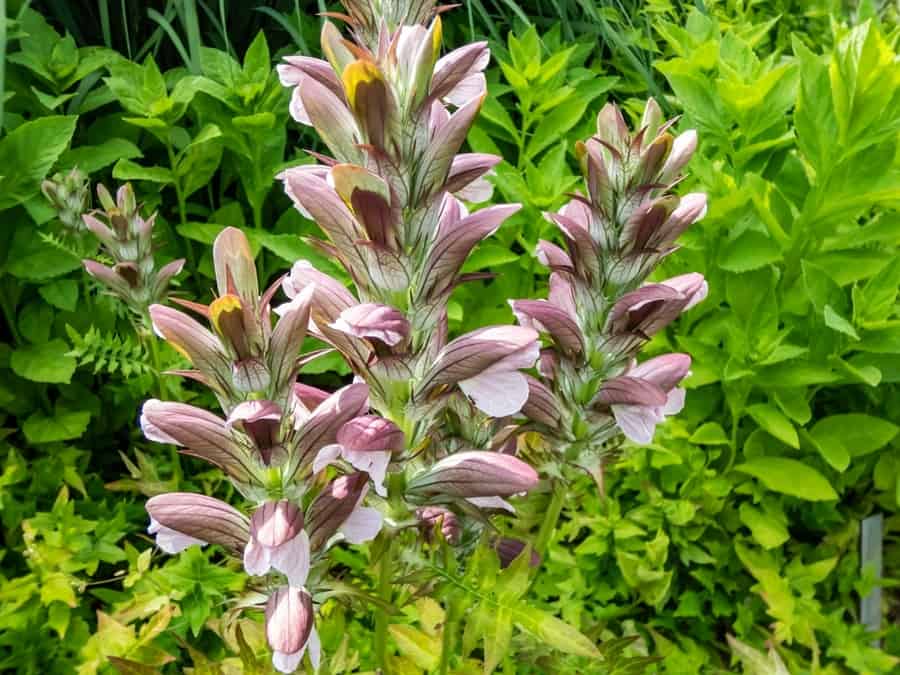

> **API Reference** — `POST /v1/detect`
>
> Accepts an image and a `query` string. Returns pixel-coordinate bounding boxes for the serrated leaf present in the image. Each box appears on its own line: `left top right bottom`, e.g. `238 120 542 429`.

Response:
514 606 600 658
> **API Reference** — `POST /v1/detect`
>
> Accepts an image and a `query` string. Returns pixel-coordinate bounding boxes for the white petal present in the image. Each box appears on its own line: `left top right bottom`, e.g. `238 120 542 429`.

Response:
271 531 311 588
459 371 530 417
154 524 206 554
289 85 312 126
611 404 664 445
273 648 305 674
662 387 686 416
467 496 515 513
339 506 383 544
308 625 321 670
445 72 487 107
343 448 391 497
243 538 272 576
312 444 343 475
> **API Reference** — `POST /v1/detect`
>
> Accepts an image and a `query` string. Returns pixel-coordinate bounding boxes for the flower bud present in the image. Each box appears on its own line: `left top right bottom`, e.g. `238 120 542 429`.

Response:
416 506 460 544
146 492 249 556
266 586 316 674
407 451 539 498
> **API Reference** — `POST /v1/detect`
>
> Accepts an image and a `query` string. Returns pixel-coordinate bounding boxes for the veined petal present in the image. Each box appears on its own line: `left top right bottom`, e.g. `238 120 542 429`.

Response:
612 404 665 445
510 299 584 357
300 75 360 161
408 450 539 498
431 42 490 104
140 400 255 483
420 203 521 300
306 472 368 550
629 353 692 392
421 325 539 391
148 304 230 380
329 303 409 346
269 284 313 393
146 492 249 556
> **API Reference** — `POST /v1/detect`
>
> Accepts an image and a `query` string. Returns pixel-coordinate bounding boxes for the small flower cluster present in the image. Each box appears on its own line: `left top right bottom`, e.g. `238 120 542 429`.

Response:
81 183 185 317
512 100 707 465
41 167 91 231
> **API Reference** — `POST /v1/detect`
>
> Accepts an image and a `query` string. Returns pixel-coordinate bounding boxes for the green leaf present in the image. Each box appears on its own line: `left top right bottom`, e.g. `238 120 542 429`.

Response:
689 422 730 445
823 304 859 339
6 226 82 280
718 231 782 272
514 606 600 659
745 404 799 448
0 116 78 210
11 339 78 383
739 503 790 549
39 279 79 311
112 159 174 184
734 457 838 501
60 138 142 174
809 414 898 458
802 429 850 472
526 97 589 160
773 389 811 425
24 408 91 444
462 244 520 272
388 625 440 671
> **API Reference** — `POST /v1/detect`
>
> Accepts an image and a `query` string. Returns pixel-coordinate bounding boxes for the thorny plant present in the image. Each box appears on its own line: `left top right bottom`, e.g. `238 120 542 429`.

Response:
47 0 706 670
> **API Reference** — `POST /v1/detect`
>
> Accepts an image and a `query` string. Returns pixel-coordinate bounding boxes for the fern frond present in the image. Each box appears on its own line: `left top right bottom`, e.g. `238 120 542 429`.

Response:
65 325 154 378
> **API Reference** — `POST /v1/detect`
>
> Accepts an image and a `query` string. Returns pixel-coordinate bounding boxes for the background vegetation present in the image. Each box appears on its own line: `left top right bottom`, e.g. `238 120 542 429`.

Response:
1 0 898 672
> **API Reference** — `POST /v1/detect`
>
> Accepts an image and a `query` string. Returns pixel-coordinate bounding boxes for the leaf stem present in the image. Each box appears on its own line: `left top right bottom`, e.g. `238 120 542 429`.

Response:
437 592 460 675
534 479 565 558
374 532 394 673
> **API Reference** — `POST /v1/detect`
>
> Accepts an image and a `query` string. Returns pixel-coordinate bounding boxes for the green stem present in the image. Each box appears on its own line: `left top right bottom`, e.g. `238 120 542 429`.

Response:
146 316 182 488
374 532 394 673
165 140 194 268
534 479 565 558
437 593 460 675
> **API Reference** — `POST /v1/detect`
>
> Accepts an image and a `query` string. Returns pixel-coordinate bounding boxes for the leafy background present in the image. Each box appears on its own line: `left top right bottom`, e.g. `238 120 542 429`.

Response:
1 0 898 673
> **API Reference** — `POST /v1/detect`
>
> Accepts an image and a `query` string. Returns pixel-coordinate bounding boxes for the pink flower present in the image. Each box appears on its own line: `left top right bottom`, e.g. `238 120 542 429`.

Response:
243 500 310 588
600 354 691 445
313 415 403 496
265 586 320 673
420 326 540 417
306 472 383 550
